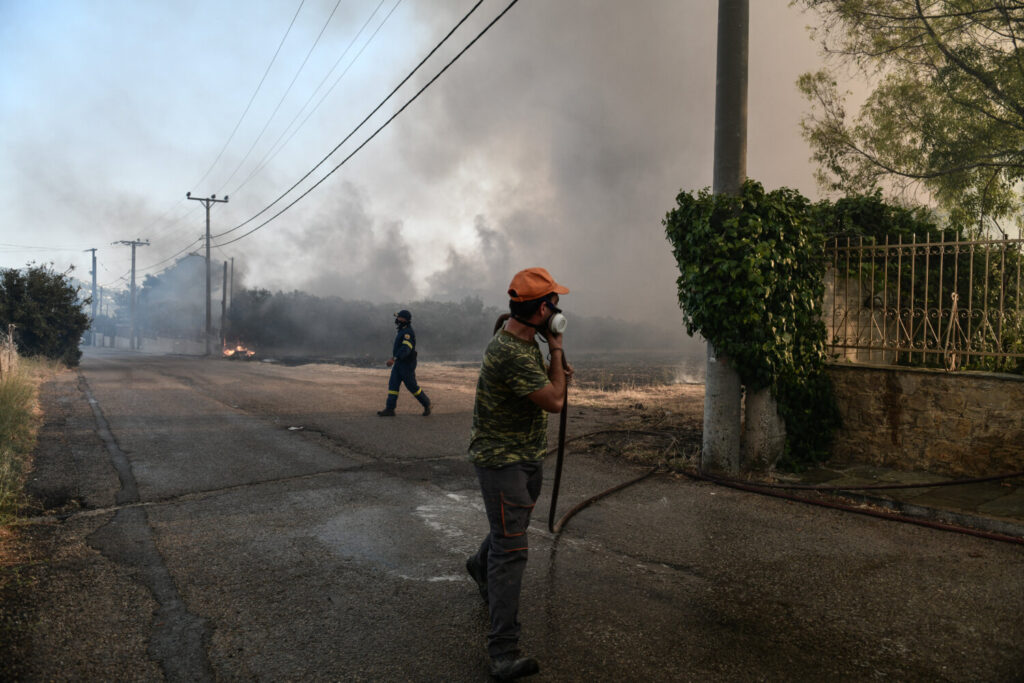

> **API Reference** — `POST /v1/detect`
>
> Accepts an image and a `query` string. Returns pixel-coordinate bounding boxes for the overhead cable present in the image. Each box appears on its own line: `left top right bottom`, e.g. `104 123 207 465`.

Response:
135 236 206 275
229 0 400 197
137 0 306 246
216 0 345 192
196 0 307 192
0 243 91 252
213 0 495 241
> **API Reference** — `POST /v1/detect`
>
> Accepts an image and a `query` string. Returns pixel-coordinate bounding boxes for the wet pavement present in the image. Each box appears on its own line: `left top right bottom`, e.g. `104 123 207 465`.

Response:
10 349 1024 681
772 462 1024 544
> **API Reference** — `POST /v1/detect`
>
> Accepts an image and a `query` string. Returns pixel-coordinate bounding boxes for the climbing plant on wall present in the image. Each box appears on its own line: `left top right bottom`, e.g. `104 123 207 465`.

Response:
663 179 840 469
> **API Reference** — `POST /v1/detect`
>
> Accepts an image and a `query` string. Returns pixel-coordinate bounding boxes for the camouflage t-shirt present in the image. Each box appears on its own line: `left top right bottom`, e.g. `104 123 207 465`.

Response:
468 330 550 467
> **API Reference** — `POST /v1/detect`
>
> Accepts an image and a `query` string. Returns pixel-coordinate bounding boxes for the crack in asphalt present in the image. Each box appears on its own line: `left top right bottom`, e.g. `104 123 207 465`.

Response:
80 374 138 506
76 362 707 677
79 372 215 683
26 452 471 526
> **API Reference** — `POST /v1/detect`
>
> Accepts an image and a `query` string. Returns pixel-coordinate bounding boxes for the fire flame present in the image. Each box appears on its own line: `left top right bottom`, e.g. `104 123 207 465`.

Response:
223 343 256 358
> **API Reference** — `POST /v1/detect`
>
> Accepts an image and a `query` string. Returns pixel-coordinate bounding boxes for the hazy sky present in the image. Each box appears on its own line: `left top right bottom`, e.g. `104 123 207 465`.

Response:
0 0 832 323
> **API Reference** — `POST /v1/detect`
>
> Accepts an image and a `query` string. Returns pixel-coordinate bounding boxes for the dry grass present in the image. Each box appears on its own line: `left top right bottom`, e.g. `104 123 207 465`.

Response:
567 382 704 470
0 357 58 526
0 329 16 380
569 380 702 410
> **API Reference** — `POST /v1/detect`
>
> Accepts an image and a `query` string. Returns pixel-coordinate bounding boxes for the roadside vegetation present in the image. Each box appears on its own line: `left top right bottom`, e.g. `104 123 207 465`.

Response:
0 264 90 367
0 355 53 526
0 262 85 524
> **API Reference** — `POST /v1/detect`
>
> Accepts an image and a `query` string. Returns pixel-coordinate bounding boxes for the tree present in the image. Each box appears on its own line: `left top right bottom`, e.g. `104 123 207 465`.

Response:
798 0 1024 231
0 264 90 366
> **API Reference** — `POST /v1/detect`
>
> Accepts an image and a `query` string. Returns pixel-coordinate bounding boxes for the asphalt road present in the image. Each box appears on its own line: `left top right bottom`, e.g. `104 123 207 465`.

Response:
14 348 1024 681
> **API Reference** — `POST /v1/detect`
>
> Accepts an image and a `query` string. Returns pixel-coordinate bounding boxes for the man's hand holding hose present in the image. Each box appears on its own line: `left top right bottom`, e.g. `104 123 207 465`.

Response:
545 331 574 386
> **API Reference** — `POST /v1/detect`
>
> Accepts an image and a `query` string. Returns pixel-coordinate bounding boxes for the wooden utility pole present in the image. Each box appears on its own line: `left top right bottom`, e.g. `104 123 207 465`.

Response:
220 261 228 351
704 0 748 473
114 239 150 350
186 192 229 356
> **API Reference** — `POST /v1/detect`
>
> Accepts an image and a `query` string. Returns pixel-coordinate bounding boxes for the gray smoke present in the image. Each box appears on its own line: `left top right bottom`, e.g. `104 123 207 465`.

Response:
284 181 417 301
1 0 822 353
426 215 510 301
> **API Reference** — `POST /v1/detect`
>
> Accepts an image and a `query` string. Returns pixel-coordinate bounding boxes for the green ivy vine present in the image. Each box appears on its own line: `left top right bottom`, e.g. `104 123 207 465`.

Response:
663 179 840 469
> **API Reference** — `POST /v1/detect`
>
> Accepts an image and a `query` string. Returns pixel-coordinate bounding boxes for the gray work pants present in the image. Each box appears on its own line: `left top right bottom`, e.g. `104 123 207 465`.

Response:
472 461 544 658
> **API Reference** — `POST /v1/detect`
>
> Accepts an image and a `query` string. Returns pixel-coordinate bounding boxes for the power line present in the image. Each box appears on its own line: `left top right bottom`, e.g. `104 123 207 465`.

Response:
215 0 345 192
135 236 206 275
0 242 93 252
99 267 131 289
195 0 307 191
228 0 398 197
130 0 306 247
215 0 520 248
214 0 492 241
139 203 203 248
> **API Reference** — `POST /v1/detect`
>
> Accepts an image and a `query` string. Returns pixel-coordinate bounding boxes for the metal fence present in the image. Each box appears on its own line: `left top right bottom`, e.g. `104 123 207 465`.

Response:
824 233 1024 371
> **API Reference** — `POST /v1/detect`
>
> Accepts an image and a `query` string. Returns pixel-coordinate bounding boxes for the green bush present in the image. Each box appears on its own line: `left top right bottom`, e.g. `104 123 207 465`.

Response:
0 265 90 366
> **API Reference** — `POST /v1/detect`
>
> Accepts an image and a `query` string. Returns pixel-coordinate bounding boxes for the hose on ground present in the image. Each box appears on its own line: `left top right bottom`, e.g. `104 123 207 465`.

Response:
548 427 1024 546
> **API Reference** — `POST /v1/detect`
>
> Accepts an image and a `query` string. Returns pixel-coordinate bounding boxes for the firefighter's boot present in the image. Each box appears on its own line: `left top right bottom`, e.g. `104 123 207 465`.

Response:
415 389 431 416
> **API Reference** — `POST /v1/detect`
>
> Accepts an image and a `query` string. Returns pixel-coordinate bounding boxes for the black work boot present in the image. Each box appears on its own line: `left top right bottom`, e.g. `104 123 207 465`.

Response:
465 555 487 603
489 653 539 680
376 408 395 416
422 401 431 416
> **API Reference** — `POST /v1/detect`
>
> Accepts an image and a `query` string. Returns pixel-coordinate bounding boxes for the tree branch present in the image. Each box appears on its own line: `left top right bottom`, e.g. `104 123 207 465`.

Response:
914 0 1024 121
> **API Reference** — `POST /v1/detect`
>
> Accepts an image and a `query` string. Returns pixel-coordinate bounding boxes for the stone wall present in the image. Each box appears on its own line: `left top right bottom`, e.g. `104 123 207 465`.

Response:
827 364 1024 477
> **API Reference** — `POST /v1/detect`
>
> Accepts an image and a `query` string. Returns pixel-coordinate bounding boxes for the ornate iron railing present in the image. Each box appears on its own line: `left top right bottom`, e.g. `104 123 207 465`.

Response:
824 233 1024 372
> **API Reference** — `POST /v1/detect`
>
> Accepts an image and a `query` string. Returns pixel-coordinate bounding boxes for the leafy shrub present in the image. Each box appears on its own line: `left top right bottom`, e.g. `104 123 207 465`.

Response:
663 179 840 468
0 265 90 366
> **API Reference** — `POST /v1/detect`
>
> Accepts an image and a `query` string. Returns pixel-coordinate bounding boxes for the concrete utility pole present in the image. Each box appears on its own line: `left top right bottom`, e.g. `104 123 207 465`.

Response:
84 248 97 346
114 239 150 350
704 0 748 473
186 192 229 356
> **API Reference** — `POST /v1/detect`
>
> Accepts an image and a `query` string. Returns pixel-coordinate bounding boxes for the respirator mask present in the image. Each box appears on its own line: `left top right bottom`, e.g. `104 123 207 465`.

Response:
512 297 568 336
545 300 568 335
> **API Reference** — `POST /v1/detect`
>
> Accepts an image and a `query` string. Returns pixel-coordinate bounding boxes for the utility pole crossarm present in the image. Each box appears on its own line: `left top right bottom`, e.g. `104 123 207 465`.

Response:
112 239 150 351
187 192 229 356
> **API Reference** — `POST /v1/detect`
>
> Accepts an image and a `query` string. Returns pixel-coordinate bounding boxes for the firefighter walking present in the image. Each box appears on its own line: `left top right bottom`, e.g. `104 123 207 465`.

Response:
378 309 431 416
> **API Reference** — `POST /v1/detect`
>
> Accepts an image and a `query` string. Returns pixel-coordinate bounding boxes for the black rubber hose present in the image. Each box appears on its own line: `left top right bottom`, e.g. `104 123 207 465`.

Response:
561 427 1024 491
547 353 570 533
548 427 1024 546
551 466 658 534
691 469 1024 546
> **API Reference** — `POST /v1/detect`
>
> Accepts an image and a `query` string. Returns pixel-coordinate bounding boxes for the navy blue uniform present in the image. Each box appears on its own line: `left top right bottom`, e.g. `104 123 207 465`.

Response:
384 322 430 412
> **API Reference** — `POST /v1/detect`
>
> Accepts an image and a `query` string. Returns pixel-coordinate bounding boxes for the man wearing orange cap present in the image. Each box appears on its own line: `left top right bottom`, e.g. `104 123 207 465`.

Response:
466 267 571 680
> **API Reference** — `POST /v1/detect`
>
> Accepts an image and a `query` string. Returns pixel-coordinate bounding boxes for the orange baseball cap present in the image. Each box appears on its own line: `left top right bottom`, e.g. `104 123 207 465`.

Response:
507 267 569 302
